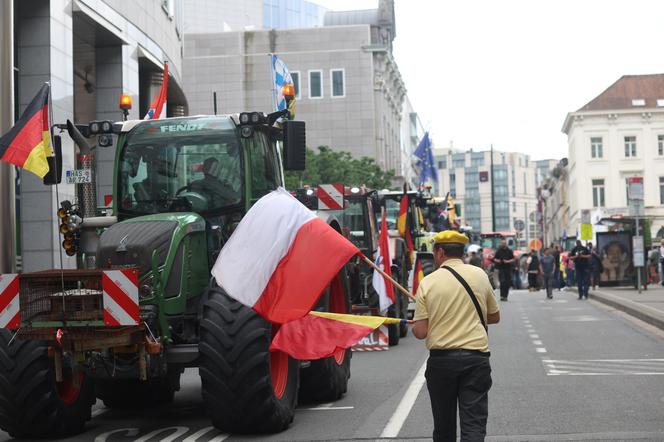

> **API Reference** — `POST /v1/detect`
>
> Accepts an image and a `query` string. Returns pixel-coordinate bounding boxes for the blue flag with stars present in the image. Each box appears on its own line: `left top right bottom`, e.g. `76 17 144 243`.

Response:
271 54 293 111
414 132 437 187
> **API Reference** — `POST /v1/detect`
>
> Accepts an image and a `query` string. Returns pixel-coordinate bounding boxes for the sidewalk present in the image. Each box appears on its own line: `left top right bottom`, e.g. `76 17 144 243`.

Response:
572 284 664 330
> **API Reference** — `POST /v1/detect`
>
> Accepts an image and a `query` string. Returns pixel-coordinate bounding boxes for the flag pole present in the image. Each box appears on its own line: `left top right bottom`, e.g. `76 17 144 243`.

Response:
360 254 416 301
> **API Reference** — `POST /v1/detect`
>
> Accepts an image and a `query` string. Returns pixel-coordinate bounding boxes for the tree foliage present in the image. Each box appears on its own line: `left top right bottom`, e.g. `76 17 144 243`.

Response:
284 146 396 190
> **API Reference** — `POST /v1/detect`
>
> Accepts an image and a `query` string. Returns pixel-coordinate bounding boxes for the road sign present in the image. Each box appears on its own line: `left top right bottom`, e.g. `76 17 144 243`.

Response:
627 177 644 200
633 235 645 268
581 209 591 224
529 238 542 251
580 224 592 240
514 219 525 232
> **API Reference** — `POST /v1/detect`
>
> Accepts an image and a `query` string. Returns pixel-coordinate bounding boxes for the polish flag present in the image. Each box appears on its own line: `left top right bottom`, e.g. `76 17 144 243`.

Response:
373 208 396 313
211 188 359 324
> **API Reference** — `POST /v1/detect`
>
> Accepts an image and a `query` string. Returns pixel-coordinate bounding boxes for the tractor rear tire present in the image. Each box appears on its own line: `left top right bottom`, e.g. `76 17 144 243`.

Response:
199 287 299 433
387 305 400 346
299 269 352 403
0 331 94 439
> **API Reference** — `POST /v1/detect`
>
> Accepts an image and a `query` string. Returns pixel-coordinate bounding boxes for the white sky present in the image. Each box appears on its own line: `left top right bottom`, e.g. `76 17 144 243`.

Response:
311 0 664 160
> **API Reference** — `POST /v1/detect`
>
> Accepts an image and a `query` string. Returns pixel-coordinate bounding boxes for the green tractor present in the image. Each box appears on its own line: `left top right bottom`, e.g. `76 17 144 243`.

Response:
0 111 352 438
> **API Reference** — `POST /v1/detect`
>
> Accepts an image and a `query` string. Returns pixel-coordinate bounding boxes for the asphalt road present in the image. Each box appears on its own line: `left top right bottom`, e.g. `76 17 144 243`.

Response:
2 288 664 441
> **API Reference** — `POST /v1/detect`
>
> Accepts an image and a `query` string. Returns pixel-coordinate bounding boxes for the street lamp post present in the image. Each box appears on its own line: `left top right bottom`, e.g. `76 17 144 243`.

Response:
490 144 495 232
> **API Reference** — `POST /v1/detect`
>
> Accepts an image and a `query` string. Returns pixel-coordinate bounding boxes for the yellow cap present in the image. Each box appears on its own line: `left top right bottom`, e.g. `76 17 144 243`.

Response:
431 230 469 245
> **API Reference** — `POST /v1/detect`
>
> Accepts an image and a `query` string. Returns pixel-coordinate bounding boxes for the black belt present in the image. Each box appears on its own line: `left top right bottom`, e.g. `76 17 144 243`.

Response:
429 349 490 357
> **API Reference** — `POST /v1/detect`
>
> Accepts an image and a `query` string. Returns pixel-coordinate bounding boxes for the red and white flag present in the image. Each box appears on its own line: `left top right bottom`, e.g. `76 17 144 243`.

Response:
211 188 359 324
144 62 168 120
373 209 395 313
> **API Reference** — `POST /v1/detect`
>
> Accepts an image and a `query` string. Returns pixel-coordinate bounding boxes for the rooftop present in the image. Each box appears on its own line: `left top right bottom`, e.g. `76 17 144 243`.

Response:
578 74 664 111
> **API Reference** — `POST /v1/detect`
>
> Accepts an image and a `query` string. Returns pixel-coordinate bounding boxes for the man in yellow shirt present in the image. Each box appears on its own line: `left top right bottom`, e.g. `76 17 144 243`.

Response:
413 231 500 442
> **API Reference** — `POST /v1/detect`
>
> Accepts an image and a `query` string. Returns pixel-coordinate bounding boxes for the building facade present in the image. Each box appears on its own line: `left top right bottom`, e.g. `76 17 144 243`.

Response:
183 0 410 183
182 0 326 34
562 74 664 240
434 147 541 244
1 0 187 272
399 96 424 188
541 159 571 246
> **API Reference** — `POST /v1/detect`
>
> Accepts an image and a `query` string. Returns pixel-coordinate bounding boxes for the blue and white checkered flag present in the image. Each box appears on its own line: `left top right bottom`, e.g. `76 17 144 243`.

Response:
271 54 293 111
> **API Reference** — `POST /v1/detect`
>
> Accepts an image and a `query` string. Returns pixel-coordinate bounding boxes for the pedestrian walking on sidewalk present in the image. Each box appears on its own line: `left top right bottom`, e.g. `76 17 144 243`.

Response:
494 240 515 301
552 245 562 290
413 231 500 442
659 239 664 286
588 242 604 290
540 248 556 299
527 249 541 291
571 240 591 299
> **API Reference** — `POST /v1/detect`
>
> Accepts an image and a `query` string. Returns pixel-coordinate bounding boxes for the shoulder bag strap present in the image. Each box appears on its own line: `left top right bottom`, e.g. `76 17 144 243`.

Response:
442 266 488 332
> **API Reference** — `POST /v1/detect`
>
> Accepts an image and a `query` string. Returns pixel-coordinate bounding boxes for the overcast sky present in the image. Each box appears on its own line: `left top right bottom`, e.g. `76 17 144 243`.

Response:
311 0 664 160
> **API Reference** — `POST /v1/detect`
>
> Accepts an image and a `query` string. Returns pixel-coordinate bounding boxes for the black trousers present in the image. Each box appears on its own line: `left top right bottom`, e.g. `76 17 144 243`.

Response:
498 269 511 299
426 349 492 442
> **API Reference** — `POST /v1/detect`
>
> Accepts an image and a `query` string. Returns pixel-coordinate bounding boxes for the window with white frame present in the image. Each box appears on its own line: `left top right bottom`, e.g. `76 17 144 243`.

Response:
592 179 605 207
290 71 301 99
330 69 345 97
308 70 322 98
624 136 637 157
658 134 664 156
660 177 664 204
591 137 603 158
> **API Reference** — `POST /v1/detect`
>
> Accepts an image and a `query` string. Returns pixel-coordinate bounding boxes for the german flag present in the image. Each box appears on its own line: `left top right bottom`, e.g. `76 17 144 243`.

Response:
412 255 424 296
0 84 51 178
397 192 414 264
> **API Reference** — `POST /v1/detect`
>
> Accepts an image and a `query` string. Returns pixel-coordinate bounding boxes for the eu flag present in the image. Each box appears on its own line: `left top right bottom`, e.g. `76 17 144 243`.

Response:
414 132 437 187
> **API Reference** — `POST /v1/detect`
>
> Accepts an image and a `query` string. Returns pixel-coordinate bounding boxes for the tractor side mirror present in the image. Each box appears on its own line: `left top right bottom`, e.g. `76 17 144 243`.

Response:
43 135 63 185
283 120 306 171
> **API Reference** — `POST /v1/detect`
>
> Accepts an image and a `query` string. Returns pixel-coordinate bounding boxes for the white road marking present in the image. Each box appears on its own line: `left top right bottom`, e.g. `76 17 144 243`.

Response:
554 315 606 322
543 359 664 375
536 347 547 353
133 426 189 442
94 428 139 442
380 358 428 438
529 334 539 339
183 426 229 442
300 406 355 410
91 408 108 418
532 340 543 345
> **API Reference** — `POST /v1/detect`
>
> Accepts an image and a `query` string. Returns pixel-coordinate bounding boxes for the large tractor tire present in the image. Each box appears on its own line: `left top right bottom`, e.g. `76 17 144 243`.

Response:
96 370 181 408
0 331 95 439
199 287 299 433
299 269 352 403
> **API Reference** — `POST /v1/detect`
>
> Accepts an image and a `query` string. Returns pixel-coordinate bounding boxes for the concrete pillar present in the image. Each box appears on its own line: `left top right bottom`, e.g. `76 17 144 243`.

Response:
17 0 76 272
95 45 122 206
0 0 16 273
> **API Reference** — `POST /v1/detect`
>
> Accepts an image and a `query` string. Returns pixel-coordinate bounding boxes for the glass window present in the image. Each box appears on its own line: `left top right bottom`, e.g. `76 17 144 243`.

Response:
247 131 281 199
658 135 664 156
591 137 603 158
309 70 322 98
495 185 508 196
452 159 465 168
437 160 446 169
592 179 605 207
118 117 242 215
331 69 345 97
660 177 664 204
513 202 517 212
523 172 527 194
471 157 484 167
624 136 637 157
511 168 515 196
291 71 300 99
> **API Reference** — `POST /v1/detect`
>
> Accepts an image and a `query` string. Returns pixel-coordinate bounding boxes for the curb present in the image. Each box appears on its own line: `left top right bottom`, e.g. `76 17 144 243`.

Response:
570 287 664 331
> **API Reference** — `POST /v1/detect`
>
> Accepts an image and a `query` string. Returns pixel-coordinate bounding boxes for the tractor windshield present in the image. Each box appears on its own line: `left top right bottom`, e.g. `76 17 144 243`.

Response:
117 117 242 215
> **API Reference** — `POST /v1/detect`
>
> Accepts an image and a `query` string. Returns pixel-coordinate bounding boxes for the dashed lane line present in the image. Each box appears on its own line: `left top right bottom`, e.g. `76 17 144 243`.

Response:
380 358 428 438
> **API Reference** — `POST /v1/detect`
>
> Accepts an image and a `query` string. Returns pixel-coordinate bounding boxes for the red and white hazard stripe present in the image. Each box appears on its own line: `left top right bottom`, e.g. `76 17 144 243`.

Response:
102 269 139 326
0 274 20 329
317 183 344 210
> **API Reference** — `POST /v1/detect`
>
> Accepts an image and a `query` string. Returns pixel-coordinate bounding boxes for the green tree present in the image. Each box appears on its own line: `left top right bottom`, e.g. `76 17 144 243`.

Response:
284 146 395 190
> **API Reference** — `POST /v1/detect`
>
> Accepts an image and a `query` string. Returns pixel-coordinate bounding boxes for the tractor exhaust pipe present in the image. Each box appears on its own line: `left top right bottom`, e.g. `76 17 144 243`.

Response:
66 120 98 268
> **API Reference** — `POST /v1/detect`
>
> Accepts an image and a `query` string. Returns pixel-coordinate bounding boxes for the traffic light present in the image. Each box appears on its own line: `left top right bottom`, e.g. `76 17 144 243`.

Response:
57 201 80 256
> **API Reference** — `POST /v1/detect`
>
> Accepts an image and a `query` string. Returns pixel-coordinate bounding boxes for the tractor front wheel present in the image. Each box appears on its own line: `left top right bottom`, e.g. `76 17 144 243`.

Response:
199 287 299 433
0 331 95 439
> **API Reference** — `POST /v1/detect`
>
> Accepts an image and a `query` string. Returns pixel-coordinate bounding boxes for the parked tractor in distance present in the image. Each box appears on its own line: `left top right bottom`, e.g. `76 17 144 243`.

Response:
0 110 353 438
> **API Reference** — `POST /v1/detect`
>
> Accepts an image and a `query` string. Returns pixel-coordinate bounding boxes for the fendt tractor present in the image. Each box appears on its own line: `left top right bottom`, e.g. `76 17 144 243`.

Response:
295 185 407 345
0 107 354 438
